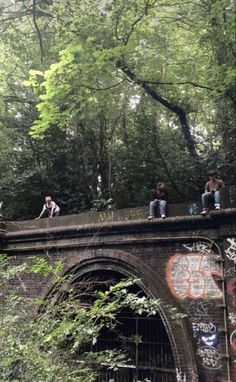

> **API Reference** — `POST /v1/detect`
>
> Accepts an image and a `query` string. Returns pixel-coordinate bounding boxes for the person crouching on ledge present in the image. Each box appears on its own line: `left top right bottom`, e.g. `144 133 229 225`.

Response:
201 170 224 216
148 182 168 219
35 196 60 219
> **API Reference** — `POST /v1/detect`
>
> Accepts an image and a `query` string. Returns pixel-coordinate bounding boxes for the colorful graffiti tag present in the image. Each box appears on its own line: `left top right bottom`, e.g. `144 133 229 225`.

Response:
166 253 222 300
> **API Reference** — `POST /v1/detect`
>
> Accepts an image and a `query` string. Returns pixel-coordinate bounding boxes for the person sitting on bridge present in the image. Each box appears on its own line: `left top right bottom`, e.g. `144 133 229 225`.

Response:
35 196 60 219
201 170 224 215
148 182 168 219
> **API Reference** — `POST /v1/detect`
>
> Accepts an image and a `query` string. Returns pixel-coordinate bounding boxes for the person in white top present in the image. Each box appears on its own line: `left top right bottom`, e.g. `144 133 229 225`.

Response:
35 196 60 219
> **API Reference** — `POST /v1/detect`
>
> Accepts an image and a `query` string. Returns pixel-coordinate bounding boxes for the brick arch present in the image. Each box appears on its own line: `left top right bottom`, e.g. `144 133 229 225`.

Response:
43 248 198 381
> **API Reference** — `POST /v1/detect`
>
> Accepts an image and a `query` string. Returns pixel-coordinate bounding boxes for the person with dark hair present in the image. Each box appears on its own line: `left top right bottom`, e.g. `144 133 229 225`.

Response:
201 171 224 215
35 196 60 219
148 182 168 219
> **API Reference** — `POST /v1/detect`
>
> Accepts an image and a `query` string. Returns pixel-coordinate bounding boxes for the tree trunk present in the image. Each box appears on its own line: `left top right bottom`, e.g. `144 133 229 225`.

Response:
117 60 198 159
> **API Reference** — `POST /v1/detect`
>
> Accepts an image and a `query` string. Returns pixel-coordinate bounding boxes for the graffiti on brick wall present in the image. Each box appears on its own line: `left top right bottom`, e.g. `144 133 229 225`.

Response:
166 253 223 300
176 368 186 382
229 312 236 326
183 242 212 254
225 238 236 263
187 367 199 382
192 321 221 369
225 266 236 278
197 346 222 369
227 276 236 307
230 330 236 353
192 322 219 348
186 301 213 322
227 275 236 356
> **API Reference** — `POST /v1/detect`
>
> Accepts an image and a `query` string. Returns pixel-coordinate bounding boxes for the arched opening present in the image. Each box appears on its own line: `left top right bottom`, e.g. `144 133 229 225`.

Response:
68 269 176 382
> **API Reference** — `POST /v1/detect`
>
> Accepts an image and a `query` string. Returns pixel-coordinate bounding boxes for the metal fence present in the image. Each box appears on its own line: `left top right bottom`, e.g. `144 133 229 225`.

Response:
95 310 176 382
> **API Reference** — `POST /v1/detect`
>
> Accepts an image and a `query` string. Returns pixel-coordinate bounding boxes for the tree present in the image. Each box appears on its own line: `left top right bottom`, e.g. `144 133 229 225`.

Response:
0 0 235 218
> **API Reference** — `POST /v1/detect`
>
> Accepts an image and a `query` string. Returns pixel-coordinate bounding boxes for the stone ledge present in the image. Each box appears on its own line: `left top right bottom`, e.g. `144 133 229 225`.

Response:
4 208 236 242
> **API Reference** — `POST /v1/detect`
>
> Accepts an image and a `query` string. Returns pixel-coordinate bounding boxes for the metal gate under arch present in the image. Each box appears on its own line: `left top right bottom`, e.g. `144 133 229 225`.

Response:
69 269 177 382
94 307 176 382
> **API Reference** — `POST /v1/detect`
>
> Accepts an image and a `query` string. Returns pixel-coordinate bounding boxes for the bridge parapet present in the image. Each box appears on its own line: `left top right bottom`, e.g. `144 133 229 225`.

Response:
2 185 235 234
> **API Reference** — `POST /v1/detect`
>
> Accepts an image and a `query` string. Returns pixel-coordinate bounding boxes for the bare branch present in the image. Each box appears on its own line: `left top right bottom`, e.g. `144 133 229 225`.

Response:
123 0 157 45
137 79 214 91
32 0 44 62
87 80 125 91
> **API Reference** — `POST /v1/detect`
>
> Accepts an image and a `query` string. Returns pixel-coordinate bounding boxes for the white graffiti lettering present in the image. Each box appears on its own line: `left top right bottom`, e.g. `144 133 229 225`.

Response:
225 266 236 277
183 242 211 254
186 301 212 322
230 329 236 352
192 322 216 334
197 346 222 369
229 312 236 326
176 368 186 382
188 367 199 382
225 238 236 264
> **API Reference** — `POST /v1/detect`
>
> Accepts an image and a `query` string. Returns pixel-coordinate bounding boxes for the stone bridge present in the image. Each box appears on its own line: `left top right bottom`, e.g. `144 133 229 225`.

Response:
0 192 236 382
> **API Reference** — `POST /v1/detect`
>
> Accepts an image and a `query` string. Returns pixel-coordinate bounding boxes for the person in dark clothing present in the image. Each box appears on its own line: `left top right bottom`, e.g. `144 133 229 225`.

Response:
201 170 224 215
148 182 168 219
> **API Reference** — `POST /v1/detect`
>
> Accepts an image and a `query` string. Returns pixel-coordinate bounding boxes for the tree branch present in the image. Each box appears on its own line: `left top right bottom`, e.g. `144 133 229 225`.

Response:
137 79 214 91
87 80 125 91
3 96 36 105
32 0 44 62
117 59 198 158
123 2 149 45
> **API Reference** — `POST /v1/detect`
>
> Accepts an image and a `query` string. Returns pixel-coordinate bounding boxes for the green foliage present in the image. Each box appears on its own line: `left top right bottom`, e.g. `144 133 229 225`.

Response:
0 0 235 219
0 256 185 382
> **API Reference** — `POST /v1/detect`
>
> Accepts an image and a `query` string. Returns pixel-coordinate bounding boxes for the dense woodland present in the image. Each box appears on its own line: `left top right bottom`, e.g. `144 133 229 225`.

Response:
0 0 235 219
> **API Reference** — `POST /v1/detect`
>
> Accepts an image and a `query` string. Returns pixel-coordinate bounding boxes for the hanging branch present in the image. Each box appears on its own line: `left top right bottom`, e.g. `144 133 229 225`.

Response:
117 59 198 159
32 0 44 62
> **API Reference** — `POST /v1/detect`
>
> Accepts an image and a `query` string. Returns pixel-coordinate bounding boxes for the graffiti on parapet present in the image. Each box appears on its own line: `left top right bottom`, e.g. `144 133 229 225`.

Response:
186 301 213 322
192 322 219 348
197 346 222 370
183 242 212 254
98 210 114 222
166 253 223 300
176 368 186 382
225 238 236 263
